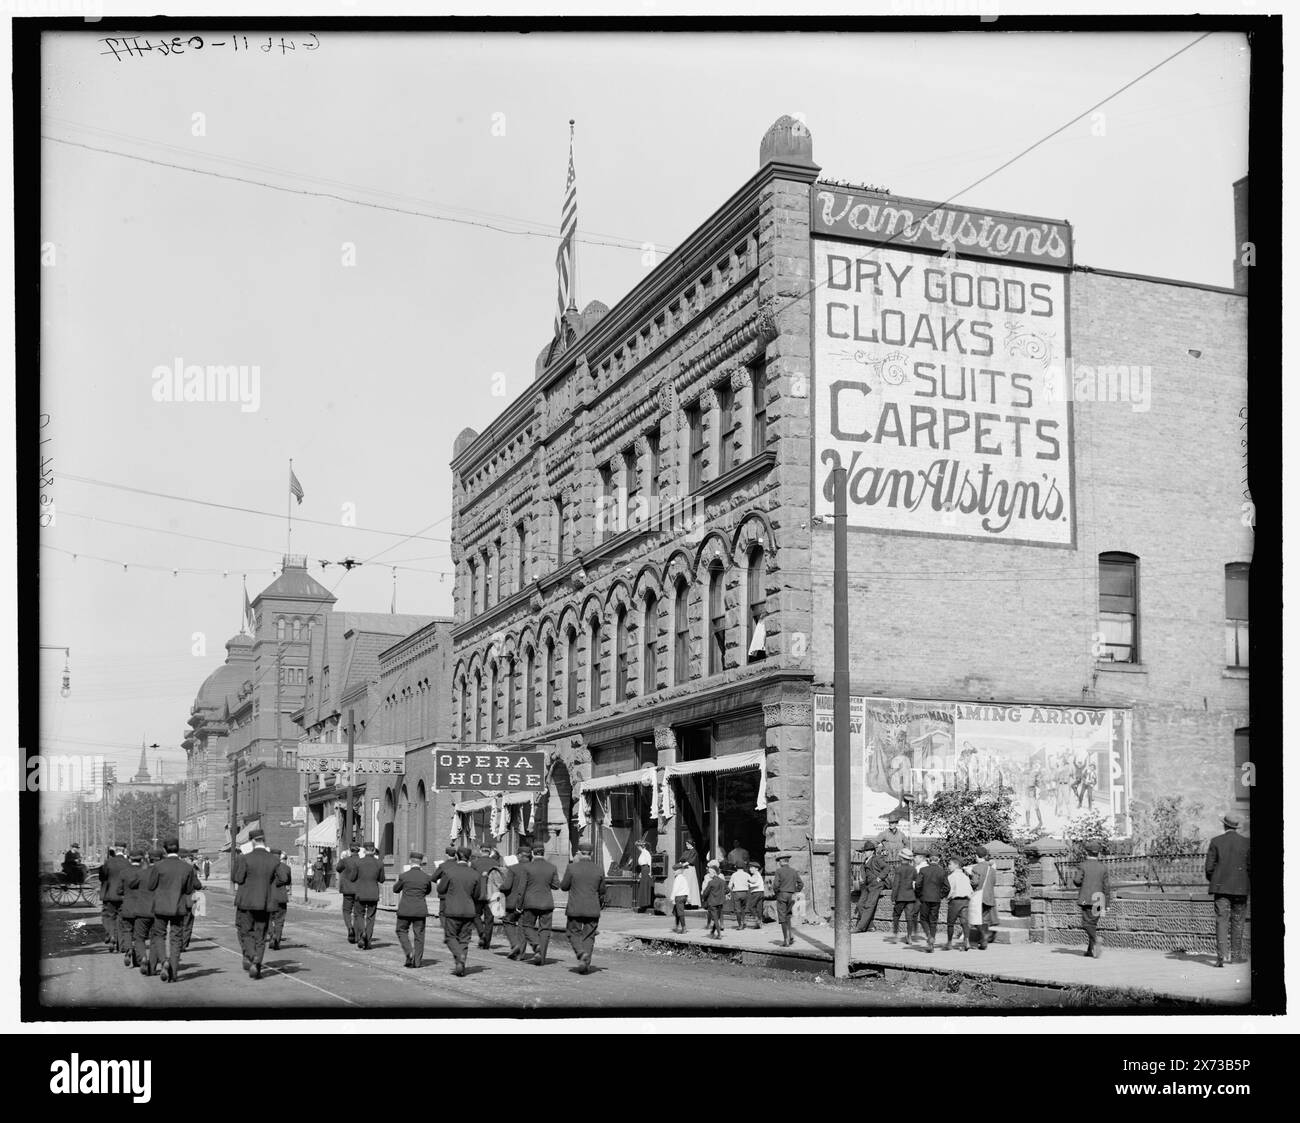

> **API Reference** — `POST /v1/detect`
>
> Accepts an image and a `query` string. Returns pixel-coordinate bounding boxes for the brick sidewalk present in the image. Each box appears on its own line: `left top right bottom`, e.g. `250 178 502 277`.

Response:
606 915 1253 1006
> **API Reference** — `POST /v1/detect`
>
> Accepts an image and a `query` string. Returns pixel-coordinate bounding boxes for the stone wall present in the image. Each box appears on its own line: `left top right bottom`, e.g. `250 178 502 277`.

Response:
1035 890 1250 956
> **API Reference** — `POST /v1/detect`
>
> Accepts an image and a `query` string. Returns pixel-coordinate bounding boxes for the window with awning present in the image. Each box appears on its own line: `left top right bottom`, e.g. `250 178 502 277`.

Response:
660 749 767 818
449 792 538 842
574 765 658 830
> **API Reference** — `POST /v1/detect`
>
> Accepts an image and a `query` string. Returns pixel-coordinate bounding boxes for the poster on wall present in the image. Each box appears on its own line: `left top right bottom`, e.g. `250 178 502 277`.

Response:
813 695 1132 840
811 237 1073 546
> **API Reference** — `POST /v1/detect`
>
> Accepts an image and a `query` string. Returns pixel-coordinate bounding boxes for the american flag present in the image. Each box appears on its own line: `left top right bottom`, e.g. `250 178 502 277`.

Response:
554 121 577 338
289 465 304 505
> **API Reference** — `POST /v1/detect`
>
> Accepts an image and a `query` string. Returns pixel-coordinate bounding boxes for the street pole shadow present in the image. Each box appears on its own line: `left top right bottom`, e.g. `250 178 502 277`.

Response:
788 929 833 955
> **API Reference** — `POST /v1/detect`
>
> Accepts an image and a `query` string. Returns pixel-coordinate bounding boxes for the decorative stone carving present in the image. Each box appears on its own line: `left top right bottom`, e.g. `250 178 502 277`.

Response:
497 506 511 534
729 365 751 391
653 725 677 751
699 387 717 411
764 700 813 728
656 382 676 417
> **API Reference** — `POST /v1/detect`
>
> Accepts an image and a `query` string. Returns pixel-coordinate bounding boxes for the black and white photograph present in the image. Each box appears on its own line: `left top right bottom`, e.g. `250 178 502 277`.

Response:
8 1 1288 1071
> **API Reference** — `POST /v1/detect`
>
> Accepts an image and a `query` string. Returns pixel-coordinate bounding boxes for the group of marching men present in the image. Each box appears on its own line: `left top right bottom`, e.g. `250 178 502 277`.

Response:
335 838 606 976
95 830 295 983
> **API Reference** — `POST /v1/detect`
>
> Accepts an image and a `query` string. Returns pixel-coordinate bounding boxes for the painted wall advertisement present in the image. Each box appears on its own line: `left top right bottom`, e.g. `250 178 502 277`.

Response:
813 695 1132 840
811 226 1073 545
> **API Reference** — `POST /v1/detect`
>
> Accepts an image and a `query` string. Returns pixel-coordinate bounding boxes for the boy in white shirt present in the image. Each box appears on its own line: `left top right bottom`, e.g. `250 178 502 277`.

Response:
727 864 751 931
670 860 691 934
745 860 766 930
945 856 974 951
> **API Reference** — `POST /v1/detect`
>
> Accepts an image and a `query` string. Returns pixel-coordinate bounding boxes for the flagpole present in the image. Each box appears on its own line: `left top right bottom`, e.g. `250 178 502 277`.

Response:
287 458 293 558
569 119 578 316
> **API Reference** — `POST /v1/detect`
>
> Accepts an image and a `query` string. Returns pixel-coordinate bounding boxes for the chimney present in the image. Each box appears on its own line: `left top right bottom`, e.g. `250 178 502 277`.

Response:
1232 176 1249 294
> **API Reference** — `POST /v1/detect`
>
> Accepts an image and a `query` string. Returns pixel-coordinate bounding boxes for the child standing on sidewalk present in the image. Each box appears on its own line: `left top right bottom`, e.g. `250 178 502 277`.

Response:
944 857 974 951
702 860 727 939
670 860 691 934
728 863 751 931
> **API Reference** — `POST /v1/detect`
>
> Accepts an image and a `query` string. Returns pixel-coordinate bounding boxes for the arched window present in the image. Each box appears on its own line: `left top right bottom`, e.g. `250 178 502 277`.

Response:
506 656 516 735
292 619 302 641
459 677 469 741
546 639 557 724
747 546 766 662
708 563 726 675
490 662 499 738
474 669 483 742
526 646 537 728
567 627 580 715
643 591 658 695
275 617 285 642
674 578 690 685
416 780 428 854
590 617 603 709
1225 562 1249 668
1098 552 1139 663
615 605 629 702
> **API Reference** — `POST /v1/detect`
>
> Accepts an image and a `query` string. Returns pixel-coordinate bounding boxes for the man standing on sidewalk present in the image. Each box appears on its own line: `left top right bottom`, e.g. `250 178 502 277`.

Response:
393 851 433 968
560 842 605 974
148 837 203 983
771 854 803 948
889 848 919 945
1205 813 1250 968
347 841 386 950
854 842 889 933
970 845 1000 947
437 846 481 977
335 843 361 944
99 843 128 951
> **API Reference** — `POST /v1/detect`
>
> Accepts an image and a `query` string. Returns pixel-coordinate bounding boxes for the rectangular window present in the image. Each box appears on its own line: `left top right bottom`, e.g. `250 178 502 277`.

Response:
1098 553 1138 663
615 610 628 703
468 561 478 617
643 594 658 695
600 465 616 540
590 622 603 709
506 660 516 735
490 665 499 738
556 498 568 565
624 447 639 529
674 584 690 685
647 428 661 500
751 360 767 456
747 549 766 662
716 383 734 474
567 631 579 715
495 539 505 603
516 522 528 590
526 649 537 728
482 549 494 611
546 642 557 724
709 567 725 675
1225 563 1249 668
687 404 704 493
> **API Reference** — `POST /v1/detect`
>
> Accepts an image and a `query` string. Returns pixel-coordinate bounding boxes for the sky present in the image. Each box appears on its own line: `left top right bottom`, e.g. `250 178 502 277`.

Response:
37 28 1250 796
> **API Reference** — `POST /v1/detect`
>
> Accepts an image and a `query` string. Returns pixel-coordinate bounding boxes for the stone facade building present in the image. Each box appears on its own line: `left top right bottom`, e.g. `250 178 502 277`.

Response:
446 116 1249 912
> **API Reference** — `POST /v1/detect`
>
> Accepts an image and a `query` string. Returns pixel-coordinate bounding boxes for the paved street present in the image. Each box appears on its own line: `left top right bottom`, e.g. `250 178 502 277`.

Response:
38 899 973 1012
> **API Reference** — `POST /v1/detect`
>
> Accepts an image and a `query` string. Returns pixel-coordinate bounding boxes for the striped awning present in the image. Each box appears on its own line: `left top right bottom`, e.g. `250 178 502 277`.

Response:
575 766 657 830
295 816 338 849
661 749 767 816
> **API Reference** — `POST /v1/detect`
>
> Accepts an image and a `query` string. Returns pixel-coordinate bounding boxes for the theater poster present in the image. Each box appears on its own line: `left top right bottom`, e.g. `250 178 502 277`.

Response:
813 696 1133 840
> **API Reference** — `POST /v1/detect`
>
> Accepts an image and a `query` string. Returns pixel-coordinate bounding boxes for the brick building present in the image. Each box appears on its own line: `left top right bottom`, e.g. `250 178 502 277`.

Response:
445 116 1249 912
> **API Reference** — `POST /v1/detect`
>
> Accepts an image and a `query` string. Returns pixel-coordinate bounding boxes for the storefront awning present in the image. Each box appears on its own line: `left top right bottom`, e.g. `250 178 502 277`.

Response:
295 816 338 850
661 749 767 817
450 792 538 841
575 766 657 830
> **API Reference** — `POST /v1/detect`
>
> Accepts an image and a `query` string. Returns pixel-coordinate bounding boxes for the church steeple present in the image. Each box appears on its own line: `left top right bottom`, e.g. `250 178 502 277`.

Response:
132 739 151 784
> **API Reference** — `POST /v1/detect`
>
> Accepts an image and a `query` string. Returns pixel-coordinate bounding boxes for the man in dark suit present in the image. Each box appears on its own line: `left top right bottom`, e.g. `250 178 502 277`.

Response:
889 849 920 944
1206 813 1250 967
854 842 890 933
1072 839 1111 958
146 838 201 982
725 840 749 873
560 842 605 974
181 849 200 951
113 851 148 970
231 829 287 979
499 848 531 959
771 853 804 948
393 851 434 968
269 848 292 950
437 847 482 976
969 845 999 948
335 843 361 943
913 851 950 953
520 846 560 965
347 841 386 950
470 845 502 950
99 842 128 950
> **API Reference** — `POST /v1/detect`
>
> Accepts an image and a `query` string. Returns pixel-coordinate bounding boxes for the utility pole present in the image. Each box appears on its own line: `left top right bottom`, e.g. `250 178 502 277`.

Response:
344 708 355 852
275 644 283 769
832 465 851 979
229 757 239 881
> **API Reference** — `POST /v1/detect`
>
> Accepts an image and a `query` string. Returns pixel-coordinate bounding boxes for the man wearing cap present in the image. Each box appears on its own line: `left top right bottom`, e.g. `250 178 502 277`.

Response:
914 847 950 954
702 860 727 938
874 816 910 861
437 846 482 976
498 847 532 959
470 844 502 951
1072 840 1111 958
335 843 362 944
99 842 129 951
745 860 767 929
1205 813 1250 967
347 841 386 950
519 843 561 965
62 841 85 886
113 850 148 969
560 842 605 974
147 838 202 982
771 854 803 948
181 849 202 952
269 848 292 951
854 842 890 933
231 829 287 979
889 848 920 944
393 851 434 968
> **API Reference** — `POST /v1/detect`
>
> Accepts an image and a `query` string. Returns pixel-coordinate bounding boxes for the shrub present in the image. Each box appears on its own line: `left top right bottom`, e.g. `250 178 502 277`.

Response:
1062 809 1114 862
912 788 1015 867
1129 796 1204 858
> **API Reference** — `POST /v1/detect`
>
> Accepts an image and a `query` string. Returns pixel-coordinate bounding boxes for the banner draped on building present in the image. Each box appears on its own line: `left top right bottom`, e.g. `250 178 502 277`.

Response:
814 695 1132 840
